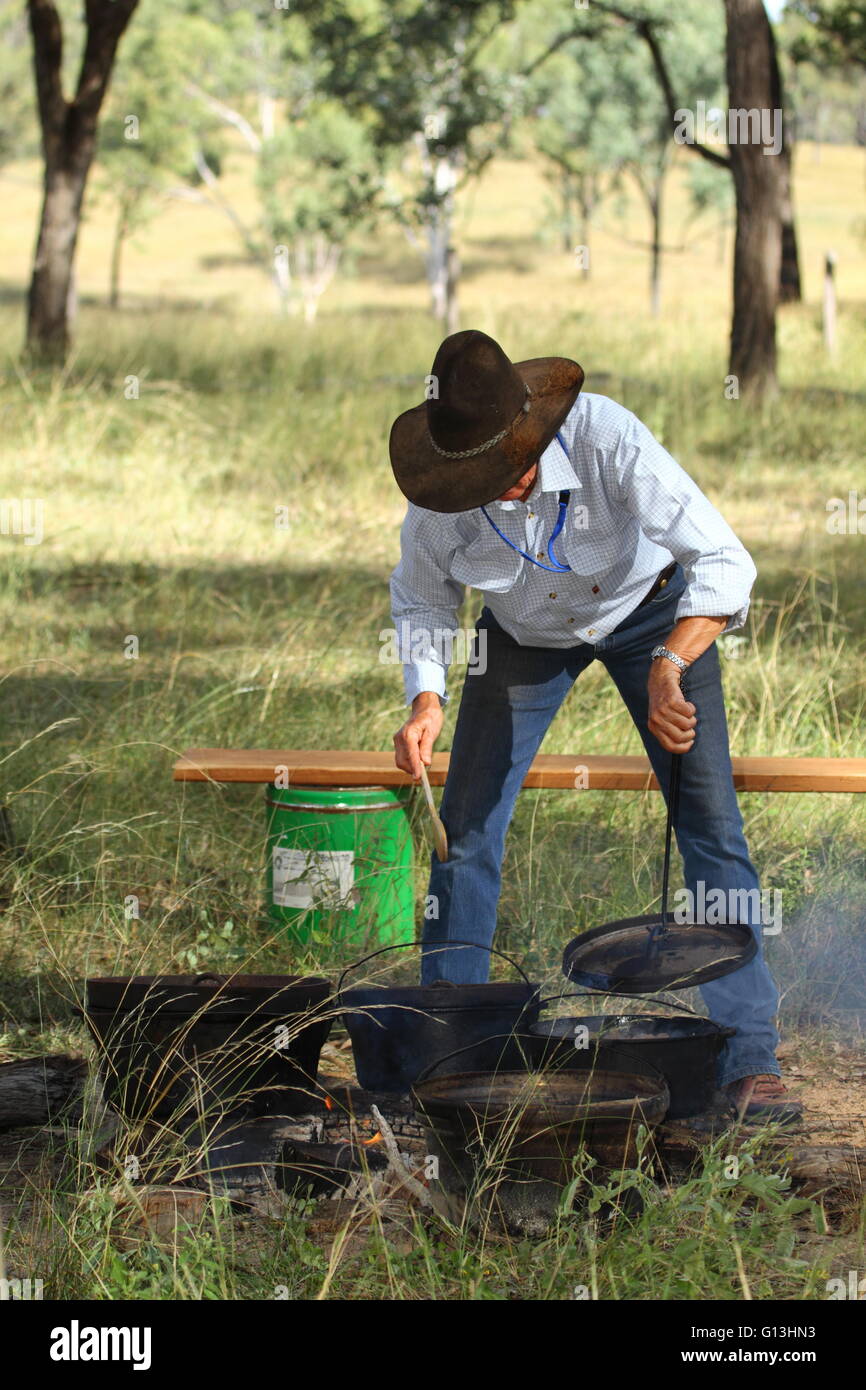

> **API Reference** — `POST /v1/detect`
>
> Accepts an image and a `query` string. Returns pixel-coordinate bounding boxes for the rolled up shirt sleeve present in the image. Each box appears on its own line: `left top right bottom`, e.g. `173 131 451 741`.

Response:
389 506 464 705
603 410 757 632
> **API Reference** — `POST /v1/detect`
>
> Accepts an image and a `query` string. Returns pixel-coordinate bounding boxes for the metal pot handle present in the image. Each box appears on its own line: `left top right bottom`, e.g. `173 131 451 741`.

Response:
412 1033 534 1089
337 939 533 994
536 988 700 1018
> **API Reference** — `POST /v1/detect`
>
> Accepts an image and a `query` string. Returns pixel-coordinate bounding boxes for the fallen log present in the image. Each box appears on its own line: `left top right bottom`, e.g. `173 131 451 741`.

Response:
656 1119 866 1204
768 1143 866 1202
0 1055 87 1131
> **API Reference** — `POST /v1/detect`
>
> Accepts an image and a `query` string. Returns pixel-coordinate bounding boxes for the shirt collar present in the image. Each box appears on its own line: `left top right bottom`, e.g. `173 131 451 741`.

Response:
494 431 581 510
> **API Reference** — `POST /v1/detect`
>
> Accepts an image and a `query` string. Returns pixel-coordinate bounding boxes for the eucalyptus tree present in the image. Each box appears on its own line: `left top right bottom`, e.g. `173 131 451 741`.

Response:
566 0 798 392
527 39 631 269
298 0 525 332
179 1 382 318
25 0 140 359
523 0 728 314
257 101 381 322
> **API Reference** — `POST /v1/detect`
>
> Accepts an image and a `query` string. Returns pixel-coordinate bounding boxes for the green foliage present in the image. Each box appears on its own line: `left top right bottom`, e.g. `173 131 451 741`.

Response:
0 4 37 163
95 7 205 235
787 1 866 69
257 103 381 243
300 0 530 235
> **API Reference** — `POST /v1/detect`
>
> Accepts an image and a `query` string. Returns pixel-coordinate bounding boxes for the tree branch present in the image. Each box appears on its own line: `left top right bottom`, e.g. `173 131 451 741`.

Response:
186 83 263 153
26 0 66 139
591 0 732 170
193 148 262 261
75 0 139 122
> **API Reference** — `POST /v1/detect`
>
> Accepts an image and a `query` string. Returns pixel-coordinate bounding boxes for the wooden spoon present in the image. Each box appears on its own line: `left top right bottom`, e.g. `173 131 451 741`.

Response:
418 763 448 862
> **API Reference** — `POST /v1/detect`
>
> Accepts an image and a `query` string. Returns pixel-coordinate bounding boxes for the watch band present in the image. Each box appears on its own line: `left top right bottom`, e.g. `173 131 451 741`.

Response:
651 644 688 674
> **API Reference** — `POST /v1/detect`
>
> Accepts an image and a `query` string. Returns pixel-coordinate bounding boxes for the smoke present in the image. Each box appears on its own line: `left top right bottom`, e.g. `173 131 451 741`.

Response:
764 886 866 1038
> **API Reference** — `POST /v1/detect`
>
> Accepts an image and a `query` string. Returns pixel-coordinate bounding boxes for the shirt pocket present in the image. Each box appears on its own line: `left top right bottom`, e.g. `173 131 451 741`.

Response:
449 533 524 592
557 535 621 579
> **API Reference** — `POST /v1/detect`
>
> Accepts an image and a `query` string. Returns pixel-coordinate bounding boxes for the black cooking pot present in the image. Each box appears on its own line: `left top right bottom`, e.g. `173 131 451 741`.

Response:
83 973 333 1121
526 992 734 1119
339 942 540 1094
412 1040 669 1231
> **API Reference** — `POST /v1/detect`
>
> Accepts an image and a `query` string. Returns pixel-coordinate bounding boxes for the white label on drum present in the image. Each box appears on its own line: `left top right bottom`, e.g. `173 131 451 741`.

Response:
272 847 356 911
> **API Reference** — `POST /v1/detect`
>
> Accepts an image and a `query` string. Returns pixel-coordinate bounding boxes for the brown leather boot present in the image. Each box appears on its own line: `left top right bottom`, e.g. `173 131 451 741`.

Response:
725 1073 803 1125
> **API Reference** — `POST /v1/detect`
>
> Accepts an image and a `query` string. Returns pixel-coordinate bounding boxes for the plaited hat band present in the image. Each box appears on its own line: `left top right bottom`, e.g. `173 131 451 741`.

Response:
428 384 532 460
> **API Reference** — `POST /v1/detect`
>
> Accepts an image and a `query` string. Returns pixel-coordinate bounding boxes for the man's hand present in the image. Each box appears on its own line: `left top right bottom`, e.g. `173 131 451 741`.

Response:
646 615 730 753
393 691 444 779
647 660 697 753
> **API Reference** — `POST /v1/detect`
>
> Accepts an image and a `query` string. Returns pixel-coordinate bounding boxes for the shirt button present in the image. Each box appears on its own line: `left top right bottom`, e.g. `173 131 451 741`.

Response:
592 585 600 594
567 617 574 624
527 511 534 518
536 553 544 559
549 592 557 600
588 628 596 636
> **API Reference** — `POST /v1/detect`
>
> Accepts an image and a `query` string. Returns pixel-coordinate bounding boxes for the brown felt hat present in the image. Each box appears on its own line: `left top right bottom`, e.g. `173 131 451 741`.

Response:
389 330 584 513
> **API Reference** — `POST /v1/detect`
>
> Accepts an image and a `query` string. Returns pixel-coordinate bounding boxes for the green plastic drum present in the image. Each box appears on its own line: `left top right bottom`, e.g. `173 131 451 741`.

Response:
265 784 415 949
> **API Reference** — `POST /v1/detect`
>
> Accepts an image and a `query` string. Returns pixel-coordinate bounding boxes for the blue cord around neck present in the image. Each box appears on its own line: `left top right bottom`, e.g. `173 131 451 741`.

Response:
479 431 572 573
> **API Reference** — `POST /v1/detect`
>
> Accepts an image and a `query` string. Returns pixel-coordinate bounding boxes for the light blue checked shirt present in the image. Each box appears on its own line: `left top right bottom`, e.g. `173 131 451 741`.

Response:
390 392 756 704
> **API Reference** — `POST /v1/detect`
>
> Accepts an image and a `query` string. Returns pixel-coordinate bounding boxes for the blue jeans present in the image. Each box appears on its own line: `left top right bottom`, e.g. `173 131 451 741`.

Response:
421 565 780 1086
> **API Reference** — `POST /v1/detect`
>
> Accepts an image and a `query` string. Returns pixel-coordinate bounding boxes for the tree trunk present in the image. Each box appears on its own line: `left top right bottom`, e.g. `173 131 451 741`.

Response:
444 242 460 335
561 173 574 255
27 163 89 356
778 126 801 304
426 196 459 330
427 213 447 321
724 0 783 396
649 186 663 317
26 0 140 360
578 186 593 279
109 203 129 310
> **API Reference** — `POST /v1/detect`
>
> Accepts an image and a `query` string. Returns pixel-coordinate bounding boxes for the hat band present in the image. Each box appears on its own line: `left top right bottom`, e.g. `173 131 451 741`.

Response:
427 383 532 460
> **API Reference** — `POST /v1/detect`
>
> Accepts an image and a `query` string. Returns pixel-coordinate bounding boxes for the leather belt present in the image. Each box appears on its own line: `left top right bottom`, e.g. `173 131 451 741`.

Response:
637 561 677 609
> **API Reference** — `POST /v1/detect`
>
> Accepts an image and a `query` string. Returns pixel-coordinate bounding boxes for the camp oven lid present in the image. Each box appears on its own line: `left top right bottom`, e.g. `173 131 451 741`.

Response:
561 912 757 993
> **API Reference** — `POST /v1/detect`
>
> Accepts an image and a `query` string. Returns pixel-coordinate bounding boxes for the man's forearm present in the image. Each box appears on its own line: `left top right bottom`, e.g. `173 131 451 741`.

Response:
663 615 729 668
412 691 443 713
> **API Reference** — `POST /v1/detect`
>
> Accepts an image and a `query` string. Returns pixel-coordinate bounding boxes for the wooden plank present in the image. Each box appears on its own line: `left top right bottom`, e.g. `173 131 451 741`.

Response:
172 748 866 793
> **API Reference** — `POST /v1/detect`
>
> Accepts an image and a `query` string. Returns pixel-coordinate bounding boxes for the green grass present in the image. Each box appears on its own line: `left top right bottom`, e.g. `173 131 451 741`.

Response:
1 139 865 1300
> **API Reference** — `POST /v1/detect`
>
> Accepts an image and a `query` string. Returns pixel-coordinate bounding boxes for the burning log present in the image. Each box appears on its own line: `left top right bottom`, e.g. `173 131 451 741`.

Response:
279 1136 388 1198
0 1055 87 1131
371 1105 454 1220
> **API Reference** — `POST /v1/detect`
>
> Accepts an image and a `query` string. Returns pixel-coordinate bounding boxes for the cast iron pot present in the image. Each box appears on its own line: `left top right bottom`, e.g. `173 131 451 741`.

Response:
339 942 540 1094
525 992 735 1119
84 973 333 1122
412 1041 669 1232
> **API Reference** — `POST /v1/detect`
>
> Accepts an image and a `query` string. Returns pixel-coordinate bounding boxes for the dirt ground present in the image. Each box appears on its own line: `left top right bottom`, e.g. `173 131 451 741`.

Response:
777 1038 866 1146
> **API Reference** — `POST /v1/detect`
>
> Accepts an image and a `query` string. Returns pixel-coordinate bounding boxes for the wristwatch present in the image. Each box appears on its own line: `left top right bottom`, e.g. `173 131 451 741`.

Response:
651 644 689 675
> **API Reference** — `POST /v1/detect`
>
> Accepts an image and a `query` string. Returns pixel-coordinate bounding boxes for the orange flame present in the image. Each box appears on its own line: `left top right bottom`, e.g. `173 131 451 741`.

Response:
324 1096 333 1111
362 1131 383 1147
